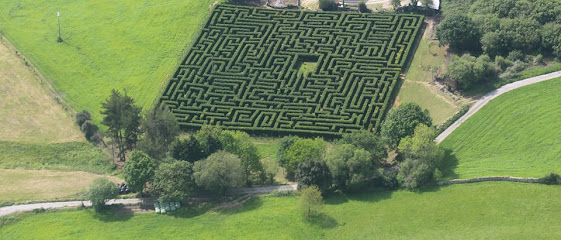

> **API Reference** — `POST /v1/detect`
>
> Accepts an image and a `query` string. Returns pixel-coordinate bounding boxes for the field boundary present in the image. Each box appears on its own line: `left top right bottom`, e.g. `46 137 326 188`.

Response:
437 176 542 186
435 70 561 143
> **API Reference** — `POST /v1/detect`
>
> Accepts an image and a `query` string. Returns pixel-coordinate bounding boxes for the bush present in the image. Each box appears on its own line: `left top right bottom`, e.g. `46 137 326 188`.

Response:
319 0 338 11
494 56 512 70
298 185 323 218
169 137 205 163
75 110 92 127
397 158 433 190
381 102 432 149
193 151 245 195
541 173 561 185
507 50 524 62
152 160 195 202
447 54 496 90
358 1 370 13
378 167 399 189
80 120 96 141
123 150 157 193
296 159 331 192
87 178 118 211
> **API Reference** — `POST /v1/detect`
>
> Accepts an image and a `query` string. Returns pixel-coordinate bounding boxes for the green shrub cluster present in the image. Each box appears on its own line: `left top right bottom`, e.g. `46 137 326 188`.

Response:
160 4 423 137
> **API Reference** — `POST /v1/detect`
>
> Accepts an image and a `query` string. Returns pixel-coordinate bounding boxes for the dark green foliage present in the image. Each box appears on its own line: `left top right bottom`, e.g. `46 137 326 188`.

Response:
194 125 223 157
540 23 561 58
75 110 92 127
296 159 331 192
326 144 375 191
541 173 561 185
193 151 245 195
338 130 388 166
381 103 432 149
319 0 337 11
480 32 502 57
169 137 205 163
437 14 481 52
80 120 97 141
138 107 180 159
220 130 265 185
87 178 118 211
101 89 142 161
123 150 157 193
279 137 327 180
358 1 370 13
152 160 195 202
397 158 433 190
160 5 423 137
447 54 496 90
378 167 399 189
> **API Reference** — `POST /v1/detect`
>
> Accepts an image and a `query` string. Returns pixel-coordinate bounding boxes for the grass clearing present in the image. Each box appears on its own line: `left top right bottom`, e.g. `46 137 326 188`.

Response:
2 182 561 239
0 41 83 143
397 38 463 125
0 0 215 124
441 78 561 179
0 141 113 174
0 169 121 204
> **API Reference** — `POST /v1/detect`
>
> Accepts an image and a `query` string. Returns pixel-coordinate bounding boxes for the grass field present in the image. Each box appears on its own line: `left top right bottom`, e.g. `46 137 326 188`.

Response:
0 169 121 204
0 0 215 124
397 38 463 125
2 182 561 239
0 41 83 143
441 78 561 179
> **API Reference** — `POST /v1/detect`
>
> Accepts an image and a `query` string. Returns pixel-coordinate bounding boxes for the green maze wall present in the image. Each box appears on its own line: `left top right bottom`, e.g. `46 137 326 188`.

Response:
160 4 423 137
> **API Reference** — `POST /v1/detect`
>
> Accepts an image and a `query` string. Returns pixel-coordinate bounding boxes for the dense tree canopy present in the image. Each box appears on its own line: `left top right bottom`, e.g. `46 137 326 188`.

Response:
279 138 327 179
193 151 245 195
326 144 374 191
220 130 265 185
152 160 195 202
437 14 481 52
296 159 332 192
381 103 432 149
338 130 387 165
447 54 496 90
123 150 157 193
138 107 180 159
87 178 118 211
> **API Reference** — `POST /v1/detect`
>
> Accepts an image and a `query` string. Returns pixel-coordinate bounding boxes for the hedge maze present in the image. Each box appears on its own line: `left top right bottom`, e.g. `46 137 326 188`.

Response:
160 4 423 136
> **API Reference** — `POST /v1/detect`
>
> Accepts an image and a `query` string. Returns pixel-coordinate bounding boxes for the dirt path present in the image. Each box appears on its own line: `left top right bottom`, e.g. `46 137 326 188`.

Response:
0 184 297 217
435 70 561 143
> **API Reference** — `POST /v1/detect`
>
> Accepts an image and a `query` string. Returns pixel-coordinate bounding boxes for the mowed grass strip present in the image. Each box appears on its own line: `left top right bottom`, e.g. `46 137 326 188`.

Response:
0 42 83 143
441 78 561 179
0 0 215 124
0 169 121 204
2 182 561 239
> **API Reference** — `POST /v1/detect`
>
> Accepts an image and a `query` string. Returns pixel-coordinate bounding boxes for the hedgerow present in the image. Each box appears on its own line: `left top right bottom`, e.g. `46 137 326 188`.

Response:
160 4 423 137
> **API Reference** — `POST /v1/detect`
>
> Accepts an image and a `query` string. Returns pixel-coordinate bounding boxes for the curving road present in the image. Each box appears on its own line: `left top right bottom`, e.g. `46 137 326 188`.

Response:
435 70 561 143
0 184 297 217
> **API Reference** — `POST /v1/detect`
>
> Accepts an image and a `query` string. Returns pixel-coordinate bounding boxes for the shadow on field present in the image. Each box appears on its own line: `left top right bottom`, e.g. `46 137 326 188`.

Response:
218 197 263 215
325 189 394 205
306 212 338 229
91 206 133 222
440 149 459 180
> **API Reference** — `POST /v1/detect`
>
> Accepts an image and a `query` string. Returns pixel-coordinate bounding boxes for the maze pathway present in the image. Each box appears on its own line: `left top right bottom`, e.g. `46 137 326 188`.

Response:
160 5 423 136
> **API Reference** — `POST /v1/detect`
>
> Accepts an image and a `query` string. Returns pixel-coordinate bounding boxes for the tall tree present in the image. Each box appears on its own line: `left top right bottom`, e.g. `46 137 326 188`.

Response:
296 159 331 192
338 130 387 166
194 125 223 157
220 130 265 185
152 160 195 202
123 150 157 193
436 14 481 52
169 137 205 163
138 106 180 159
381 103 432 149
326 144 373 191
101 89 142 161
280 137 327 180
193 151 245 195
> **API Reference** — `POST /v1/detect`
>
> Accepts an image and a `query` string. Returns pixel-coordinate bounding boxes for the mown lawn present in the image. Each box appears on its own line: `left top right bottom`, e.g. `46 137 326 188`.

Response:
0 0 215 124
2 182 561 239
441 78 561 179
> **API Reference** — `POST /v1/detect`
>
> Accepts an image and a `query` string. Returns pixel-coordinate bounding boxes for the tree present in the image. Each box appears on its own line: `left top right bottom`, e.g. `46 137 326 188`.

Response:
194 125 223 157
75 110 92 127
298 185 323 218
220 130 265 185
541 23 561 58
101 89 142 161
137 107 180 159
318 0 337 11
447 54 496 90
169 137 205 163
123 150 157 193
277 136 298 171
397 124 445 190
152 160 195 202
381 103 432 149
80 120 97 141
193 151 245 195
391 0 401 9
358 1 370 13
481 32 503 57
436 14 481 52
296 159 331 192
87 178 118 211
281 138 327 180
338 130 387 165
326 144 373 191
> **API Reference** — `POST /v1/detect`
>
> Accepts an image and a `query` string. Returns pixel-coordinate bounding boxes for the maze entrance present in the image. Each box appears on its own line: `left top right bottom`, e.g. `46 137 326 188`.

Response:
160 4 423 136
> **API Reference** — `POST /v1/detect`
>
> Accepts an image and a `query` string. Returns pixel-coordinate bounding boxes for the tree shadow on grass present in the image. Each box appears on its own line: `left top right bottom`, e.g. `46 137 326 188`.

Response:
306 212 338 229
218 197 263 215
324 188 394 205
439 149 459 180
90 205 133 222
